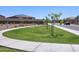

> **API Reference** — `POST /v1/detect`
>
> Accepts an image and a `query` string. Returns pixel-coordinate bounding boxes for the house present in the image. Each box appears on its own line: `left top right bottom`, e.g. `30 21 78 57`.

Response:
64 17 78 24
0 15 5 19
0 14 44 24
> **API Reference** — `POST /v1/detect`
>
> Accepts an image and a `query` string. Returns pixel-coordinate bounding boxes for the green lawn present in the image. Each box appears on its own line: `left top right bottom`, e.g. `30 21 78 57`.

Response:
3 26 79 44
0 45 25 52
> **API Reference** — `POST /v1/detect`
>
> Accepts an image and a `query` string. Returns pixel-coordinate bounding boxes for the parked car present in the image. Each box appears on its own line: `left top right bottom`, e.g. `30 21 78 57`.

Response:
64 22 70 25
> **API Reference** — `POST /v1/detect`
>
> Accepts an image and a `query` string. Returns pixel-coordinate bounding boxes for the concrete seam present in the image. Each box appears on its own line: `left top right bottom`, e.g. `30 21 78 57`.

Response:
33 43 41 52
70 44 75 52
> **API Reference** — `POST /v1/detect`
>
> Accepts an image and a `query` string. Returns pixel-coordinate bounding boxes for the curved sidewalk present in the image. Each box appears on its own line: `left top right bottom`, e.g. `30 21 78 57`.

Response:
0 25 79 52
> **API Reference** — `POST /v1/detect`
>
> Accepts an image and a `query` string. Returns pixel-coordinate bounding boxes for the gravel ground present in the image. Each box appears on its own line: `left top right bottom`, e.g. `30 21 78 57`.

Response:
0 24 34 30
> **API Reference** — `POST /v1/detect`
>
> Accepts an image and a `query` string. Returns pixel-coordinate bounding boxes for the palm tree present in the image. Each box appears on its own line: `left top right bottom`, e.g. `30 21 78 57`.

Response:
48 12 62 36
55 13 62 21
48 13 62 24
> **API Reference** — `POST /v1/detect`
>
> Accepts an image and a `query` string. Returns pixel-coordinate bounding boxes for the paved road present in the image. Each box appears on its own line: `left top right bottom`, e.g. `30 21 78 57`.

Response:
60 24 79 31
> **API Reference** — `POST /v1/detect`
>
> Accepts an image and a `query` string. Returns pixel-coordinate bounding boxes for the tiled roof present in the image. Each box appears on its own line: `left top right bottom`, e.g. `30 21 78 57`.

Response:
12 14 33 17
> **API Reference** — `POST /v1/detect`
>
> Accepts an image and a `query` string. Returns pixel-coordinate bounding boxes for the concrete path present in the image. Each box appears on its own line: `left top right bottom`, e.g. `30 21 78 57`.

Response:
0 25 79 52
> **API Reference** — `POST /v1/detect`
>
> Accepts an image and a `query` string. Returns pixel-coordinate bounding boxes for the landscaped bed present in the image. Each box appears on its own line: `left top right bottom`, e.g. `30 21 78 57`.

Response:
3 26 79 44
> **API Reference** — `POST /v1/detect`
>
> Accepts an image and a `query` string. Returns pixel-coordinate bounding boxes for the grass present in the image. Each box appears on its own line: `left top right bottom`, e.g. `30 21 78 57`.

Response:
0 45 26 52
3 26 79 44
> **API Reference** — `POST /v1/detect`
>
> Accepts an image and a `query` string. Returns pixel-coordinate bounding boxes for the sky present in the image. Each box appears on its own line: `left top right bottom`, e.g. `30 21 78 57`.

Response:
0 6 79 19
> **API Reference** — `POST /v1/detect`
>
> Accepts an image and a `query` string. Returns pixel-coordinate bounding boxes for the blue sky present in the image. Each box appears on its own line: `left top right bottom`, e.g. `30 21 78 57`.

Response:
0 6 79 19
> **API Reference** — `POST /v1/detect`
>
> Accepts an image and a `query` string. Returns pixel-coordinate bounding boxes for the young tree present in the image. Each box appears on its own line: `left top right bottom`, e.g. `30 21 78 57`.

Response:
43 16 50 29
48 13 55 36
59 19 64 25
